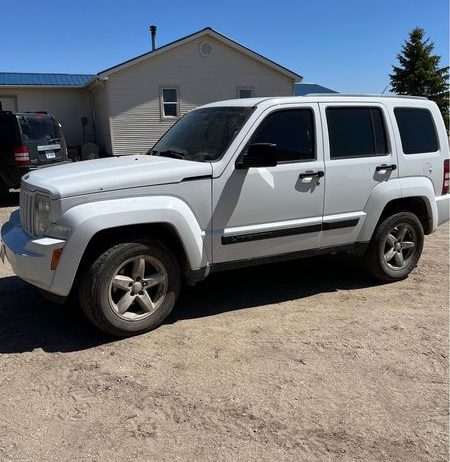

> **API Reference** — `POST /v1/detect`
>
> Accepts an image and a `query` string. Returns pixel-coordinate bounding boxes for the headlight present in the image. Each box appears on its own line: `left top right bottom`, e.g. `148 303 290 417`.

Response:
33 194 51 236
46 223 72 240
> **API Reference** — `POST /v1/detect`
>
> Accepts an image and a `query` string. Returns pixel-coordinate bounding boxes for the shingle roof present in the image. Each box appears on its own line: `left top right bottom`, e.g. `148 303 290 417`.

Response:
294 83 337 96
0 72 95 87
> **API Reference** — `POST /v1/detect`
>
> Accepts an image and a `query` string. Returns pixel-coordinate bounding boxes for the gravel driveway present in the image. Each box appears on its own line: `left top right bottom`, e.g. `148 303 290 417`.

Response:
0 194 448 461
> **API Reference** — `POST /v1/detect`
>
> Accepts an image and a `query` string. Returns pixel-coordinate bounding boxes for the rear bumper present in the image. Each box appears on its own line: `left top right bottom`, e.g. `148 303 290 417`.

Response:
1 210 66 294
436 194 449 227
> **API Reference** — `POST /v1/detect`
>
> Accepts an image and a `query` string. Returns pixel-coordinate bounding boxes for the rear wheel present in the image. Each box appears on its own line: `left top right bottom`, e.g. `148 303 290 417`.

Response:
79 240 180 337
364 212 424 282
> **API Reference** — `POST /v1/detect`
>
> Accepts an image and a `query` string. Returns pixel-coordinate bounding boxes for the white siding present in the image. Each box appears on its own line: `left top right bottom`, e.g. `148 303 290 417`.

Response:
0 95 17 111
92 83 112 154
107 35 295 156
0 87 92 146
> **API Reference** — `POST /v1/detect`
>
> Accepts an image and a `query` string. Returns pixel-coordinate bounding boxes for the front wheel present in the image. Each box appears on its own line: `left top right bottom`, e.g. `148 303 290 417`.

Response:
364 212 424 282
79 240 180 337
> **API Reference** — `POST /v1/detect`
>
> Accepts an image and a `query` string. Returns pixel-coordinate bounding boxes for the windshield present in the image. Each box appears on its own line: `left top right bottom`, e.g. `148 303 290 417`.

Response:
17 114 62 142
152 106 254 162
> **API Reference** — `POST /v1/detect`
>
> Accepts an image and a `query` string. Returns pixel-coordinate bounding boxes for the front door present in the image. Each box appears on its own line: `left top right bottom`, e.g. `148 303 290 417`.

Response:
319 102 399 247
212 104 325 264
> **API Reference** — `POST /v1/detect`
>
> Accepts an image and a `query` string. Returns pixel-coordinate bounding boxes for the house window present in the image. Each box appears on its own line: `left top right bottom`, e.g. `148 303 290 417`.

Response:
160 88 179 118
237 87 254 99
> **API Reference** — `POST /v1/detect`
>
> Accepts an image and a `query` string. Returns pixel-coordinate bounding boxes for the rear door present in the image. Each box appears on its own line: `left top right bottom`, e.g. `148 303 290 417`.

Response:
17 114 68 166
319 102 398 247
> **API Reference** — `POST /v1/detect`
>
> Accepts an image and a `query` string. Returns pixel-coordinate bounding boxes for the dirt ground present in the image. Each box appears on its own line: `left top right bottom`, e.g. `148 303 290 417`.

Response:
0 192 448 462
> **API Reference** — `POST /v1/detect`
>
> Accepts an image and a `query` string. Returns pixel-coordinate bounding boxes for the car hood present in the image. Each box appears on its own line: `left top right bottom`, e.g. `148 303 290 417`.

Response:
22 155 213 198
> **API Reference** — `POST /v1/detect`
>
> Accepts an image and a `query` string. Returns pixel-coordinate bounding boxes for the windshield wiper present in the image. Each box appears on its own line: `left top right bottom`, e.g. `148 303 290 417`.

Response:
151 148 188 159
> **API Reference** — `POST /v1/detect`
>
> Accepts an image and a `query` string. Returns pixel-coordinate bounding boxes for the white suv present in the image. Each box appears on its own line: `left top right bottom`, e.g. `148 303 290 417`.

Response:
1 95 449 336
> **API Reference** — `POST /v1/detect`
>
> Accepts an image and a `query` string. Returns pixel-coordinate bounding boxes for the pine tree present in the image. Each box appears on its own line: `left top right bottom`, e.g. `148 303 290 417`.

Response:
390 27 449 129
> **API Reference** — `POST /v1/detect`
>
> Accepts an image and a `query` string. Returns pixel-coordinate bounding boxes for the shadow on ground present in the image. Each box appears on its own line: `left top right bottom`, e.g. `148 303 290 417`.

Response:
0 255 380 354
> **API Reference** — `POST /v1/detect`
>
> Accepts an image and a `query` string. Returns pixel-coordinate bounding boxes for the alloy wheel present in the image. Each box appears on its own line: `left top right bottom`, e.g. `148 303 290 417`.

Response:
383 223 417 270
108 255 168 321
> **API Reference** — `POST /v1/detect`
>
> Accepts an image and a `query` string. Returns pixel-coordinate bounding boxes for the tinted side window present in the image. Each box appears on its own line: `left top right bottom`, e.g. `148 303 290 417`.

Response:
327 107 388 159
394 107 438 154
250 109 315 162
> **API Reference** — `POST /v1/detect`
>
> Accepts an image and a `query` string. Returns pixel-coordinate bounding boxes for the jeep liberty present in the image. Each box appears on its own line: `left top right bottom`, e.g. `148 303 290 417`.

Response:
1 95 449 336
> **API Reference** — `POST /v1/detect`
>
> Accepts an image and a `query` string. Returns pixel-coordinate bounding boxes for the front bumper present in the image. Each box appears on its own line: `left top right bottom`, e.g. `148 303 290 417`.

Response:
1 210 66 293
436 194 449 227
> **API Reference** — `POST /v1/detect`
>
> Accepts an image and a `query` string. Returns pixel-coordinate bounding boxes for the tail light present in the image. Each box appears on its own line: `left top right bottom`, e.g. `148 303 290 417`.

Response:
443 159 449 195
14 146 30 166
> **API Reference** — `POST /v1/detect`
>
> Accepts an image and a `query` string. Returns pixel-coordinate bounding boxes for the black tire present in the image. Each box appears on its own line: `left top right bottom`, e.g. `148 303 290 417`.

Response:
78 240 180 337
364 212 424 282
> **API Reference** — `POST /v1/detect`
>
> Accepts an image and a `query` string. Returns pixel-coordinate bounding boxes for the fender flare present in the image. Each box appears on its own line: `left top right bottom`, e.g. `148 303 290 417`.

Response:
357 177 437 242
51 196 208 296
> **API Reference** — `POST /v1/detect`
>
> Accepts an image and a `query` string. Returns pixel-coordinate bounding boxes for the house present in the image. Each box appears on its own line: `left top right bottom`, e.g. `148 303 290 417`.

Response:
294 82 338 96
0 73 95 146
0 27 302 156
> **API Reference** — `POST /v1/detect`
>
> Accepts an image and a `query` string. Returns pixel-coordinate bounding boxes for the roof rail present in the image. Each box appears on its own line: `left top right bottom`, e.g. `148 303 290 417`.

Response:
304 93 429 100
22 111 48 114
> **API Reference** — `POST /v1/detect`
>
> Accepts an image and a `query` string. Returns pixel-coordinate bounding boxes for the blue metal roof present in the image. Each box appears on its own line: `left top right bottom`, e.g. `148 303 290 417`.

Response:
0 72 95 87
294 83 338 96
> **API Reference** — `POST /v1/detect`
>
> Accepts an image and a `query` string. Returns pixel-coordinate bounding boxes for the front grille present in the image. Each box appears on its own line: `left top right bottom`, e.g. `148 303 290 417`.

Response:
20 188 34 236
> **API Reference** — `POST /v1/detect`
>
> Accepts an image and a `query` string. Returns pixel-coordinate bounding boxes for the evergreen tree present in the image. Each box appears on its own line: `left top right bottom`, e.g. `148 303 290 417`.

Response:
390 27 449 129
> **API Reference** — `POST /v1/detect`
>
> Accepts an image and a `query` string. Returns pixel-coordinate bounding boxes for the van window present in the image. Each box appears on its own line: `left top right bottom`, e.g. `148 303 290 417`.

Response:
249 109 315 162
326 107 388 159
394 107 438 154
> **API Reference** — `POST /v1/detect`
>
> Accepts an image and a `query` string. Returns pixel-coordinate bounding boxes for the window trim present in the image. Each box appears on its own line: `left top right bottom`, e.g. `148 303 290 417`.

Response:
160 86 180 119
237 87 255 99
244 107 317 164
394 106 440 155
326 106 390 160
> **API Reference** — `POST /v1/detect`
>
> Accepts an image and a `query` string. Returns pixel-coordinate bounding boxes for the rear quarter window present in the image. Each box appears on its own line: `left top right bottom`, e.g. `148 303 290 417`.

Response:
394 107 439 154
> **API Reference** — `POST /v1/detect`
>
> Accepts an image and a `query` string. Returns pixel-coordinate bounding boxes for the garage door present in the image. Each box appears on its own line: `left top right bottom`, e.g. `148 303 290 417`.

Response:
0 96 17 112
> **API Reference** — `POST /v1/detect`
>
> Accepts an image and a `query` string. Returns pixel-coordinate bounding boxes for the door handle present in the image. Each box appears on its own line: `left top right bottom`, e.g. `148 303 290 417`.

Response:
376 164 397 172
299 170 324 179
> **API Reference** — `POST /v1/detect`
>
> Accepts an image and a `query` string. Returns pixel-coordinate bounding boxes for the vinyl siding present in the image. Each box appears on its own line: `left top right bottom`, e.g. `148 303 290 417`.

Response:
92 83 112 154
0 87 92 146
107 35 295 156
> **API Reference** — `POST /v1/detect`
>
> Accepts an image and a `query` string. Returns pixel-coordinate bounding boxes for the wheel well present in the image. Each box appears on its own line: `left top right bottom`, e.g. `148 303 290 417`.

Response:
378 197 432 234
74 223 191 288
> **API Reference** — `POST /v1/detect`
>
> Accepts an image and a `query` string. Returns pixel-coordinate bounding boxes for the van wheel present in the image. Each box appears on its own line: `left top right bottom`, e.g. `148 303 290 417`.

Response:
79 240 180 337
364 212 424 282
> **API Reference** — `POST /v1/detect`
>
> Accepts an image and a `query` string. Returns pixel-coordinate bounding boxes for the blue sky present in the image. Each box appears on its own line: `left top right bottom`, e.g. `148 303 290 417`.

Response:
1 0 448 93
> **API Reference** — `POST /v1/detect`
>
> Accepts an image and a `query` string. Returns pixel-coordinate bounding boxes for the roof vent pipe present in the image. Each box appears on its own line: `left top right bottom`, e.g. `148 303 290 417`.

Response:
150 25 157 51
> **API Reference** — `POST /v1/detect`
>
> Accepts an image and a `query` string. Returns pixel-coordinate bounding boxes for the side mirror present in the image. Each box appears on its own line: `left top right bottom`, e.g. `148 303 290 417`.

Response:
236 143 278 169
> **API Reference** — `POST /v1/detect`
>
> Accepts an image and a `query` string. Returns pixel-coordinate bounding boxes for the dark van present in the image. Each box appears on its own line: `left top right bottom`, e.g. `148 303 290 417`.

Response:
0 111 70 196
